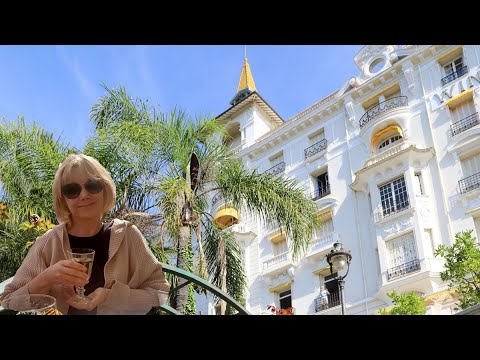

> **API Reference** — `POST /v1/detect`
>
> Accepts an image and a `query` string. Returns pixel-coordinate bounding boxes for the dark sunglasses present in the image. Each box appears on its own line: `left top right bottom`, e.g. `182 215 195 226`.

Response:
61 179 104 199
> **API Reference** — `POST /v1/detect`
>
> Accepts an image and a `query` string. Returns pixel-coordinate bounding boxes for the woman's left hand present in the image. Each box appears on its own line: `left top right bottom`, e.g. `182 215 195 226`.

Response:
66 287 111 311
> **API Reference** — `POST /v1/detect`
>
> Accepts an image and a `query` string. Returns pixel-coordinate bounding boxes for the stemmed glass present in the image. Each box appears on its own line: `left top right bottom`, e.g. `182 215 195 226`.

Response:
66 248 95 305
2 294 58 315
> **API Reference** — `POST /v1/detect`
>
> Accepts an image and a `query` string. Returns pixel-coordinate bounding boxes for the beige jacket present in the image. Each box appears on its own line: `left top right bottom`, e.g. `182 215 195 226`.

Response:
0 219 170 315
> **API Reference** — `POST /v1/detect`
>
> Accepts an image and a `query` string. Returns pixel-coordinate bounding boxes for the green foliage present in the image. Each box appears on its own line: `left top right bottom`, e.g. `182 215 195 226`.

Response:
377 290 426 315
182 241 196 315
0 209 54 282
435 230 480 310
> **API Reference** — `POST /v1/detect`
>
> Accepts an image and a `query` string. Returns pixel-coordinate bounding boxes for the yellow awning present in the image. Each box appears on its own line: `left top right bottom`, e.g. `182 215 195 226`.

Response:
370 125 403 151
269 280 292 293
269 231 286 243
445 88 473 108
423 289 458 305
213 207 239 228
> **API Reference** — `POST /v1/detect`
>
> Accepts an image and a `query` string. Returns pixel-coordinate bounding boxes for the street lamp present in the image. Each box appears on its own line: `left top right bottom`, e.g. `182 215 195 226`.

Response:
326 242 352 315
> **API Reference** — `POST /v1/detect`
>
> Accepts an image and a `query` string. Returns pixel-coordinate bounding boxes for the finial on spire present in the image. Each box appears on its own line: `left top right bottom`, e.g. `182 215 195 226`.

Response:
245 45 247 59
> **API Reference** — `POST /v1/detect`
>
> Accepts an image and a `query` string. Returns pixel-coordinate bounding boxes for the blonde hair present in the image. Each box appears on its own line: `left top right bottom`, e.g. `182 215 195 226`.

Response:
53 153 116 224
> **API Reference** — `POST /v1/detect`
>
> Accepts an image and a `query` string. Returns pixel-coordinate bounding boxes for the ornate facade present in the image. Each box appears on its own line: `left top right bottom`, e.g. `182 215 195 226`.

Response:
198 46 480 315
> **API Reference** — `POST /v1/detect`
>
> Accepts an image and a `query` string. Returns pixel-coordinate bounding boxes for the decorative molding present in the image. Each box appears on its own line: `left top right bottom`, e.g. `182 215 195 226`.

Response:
402 62 416 96
381 215 414 238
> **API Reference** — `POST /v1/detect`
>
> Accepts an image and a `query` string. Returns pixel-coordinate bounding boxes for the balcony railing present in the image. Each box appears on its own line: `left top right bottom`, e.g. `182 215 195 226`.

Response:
265 162 286 176
309 232 337 253
450 112 479 137
263 251 290 271
459 172 480 194
311 186 331 200
212 193 224 206
387 258 421 280
374 200 410 222
304 139 328 159
314 291 341 312
441 65 468 86
359 96 408 129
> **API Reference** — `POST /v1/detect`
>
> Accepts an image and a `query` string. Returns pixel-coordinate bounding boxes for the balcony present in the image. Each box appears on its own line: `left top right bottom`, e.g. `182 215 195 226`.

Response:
359 96 408 129
450 112 479 137
314 292 341 313
212 193 224 206
265 162 286 176
230 222 257 243
311 186 331 201
307 232 338 258
262 251 293 276
365 141 409 167
459 172 480 194
304 139 328 160
374 200 410 223
387 258 421 280
441 65 468 87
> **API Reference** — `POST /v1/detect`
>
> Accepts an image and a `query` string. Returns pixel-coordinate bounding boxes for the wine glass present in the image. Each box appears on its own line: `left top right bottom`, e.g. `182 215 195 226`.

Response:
2 294 59 315
66 248 95 305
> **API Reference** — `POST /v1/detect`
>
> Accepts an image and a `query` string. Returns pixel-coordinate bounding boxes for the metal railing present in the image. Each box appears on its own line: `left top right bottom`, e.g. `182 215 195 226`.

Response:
265 162 286 176
441 66 468 86
314 291 341 312
212 193 224 206
387 258 421 280
359 96 408 128
459 172 480 194
450 112 479 137
311 186 331 200
374 201 410 222
304 139 328 159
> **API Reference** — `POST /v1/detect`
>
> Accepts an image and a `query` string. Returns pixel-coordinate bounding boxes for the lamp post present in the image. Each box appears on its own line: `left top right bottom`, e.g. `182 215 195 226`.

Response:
326 242 352 315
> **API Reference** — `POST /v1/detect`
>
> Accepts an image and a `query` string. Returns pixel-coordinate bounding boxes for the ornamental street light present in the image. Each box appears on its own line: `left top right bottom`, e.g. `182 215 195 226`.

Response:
326 242 352 315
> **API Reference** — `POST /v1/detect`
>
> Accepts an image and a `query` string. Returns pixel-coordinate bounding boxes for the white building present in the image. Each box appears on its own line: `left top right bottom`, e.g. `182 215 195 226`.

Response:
200 45 480 315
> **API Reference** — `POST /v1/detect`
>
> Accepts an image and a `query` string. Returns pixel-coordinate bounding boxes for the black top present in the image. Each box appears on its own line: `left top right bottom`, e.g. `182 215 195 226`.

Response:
67 221 112 315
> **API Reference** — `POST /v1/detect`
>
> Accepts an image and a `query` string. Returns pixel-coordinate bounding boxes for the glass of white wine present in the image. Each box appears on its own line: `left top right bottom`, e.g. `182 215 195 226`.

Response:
66 248 95 305
3 294 59 315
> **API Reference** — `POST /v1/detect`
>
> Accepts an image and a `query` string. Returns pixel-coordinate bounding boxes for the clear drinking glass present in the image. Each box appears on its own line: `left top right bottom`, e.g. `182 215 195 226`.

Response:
2 294 58 315
66 248 95 305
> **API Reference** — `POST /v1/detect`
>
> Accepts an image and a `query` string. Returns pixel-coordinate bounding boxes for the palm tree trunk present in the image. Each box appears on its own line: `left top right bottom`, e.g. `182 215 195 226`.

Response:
173 225 190 313
219 234 227 315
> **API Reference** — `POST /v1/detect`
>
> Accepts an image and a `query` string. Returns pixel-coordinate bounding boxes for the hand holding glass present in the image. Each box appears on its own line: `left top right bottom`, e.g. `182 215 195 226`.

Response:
66 248 95 305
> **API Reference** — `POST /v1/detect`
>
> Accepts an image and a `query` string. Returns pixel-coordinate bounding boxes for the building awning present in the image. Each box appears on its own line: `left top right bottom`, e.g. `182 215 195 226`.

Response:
269 231 286 243
445 88 473 108
213 207 239 228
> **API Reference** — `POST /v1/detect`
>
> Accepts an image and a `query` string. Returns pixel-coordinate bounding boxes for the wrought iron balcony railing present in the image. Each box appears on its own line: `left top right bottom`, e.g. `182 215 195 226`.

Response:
459 172 480 194
212 193 224 206
265 162 286 176
450 112 479 137
359 96 408 128
441 65 468 86
314 291 341 312
374 200 410 222
304 139 328 159
387 258 421 280
311 186 331 200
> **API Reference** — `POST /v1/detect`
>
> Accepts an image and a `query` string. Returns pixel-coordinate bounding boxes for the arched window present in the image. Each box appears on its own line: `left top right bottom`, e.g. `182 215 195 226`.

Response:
378 134 403 150
371 125 404 152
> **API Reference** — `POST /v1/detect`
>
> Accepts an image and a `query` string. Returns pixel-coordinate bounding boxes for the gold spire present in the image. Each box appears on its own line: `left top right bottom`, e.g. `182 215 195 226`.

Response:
236 57 257 92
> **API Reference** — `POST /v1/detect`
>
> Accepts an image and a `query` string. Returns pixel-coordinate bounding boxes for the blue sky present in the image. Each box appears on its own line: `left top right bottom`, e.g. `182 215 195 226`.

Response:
0 45 362 149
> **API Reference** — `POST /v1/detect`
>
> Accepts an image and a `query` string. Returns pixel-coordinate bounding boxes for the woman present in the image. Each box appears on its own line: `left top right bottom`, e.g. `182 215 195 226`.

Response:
0 153 170 315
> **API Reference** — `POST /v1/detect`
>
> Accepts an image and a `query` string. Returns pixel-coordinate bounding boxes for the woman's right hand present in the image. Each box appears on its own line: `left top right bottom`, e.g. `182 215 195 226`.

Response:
28 260 89 294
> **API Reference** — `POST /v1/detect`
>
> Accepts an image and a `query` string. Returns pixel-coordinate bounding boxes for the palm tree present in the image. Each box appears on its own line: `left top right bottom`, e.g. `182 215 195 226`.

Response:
0 117 74 221
155 112 320 314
